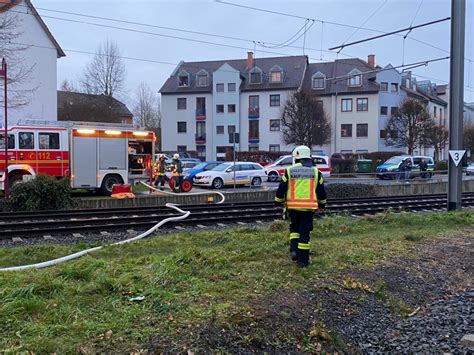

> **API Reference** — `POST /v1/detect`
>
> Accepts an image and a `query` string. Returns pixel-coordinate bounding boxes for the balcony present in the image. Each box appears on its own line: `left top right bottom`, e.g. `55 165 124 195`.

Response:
248 106 260 118
195 133 206 144
248 132 259 144
195 108 206 120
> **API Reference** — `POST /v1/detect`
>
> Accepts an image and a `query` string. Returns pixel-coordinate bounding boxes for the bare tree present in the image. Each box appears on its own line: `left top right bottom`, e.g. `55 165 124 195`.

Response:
385 97 433 155
133 82 161 147
425 124 448 161
81 39 125 97
281 90 331 150
0 12 36 109
59 79 77 92
464 125 474 159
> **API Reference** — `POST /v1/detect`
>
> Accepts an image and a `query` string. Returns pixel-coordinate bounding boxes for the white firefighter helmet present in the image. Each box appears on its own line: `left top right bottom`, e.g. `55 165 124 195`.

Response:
173 153 180 160
292 145 311 160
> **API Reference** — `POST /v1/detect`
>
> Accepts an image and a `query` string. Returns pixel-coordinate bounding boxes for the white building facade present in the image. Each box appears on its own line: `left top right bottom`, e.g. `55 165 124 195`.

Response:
0 0 64 126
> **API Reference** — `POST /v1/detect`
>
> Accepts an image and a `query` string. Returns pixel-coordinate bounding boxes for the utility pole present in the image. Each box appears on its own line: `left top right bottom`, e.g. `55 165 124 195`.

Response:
447 0 465 210
1 59 8 198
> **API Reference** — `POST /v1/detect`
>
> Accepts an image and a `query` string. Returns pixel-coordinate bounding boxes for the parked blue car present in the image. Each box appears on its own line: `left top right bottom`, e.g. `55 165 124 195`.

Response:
183 161 222 181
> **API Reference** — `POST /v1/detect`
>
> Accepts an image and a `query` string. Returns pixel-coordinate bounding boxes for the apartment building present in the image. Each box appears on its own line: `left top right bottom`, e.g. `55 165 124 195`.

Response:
160 53 307 160
160 53 450 159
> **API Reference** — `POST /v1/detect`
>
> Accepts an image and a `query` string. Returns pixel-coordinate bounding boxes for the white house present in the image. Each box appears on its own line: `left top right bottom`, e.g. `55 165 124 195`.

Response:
0 0 64 126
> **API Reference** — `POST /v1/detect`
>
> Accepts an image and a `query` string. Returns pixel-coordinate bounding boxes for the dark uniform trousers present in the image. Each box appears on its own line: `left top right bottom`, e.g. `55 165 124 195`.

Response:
288 210 314 265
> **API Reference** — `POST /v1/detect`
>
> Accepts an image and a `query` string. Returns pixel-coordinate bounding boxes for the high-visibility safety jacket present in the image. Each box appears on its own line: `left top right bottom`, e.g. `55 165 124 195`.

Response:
171 159 183 177
275 161 327 211
154 160 166 176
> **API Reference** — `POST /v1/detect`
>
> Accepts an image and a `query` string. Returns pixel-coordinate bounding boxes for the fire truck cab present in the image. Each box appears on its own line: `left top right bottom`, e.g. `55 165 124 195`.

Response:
0 121 155 195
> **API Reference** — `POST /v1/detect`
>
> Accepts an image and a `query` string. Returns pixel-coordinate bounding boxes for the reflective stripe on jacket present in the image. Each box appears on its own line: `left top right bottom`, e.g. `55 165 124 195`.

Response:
285 163 319 210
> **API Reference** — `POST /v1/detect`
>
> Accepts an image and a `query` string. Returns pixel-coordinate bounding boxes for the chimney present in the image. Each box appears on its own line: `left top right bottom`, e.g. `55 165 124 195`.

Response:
368 54 375 68
247 52 254 69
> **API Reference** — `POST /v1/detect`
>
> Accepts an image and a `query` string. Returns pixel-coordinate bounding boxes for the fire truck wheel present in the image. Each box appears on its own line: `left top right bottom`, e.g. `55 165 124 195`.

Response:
100 174 124 195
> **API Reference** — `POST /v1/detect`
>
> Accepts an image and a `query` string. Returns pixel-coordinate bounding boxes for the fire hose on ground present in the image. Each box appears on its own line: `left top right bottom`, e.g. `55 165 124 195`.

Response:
0 185 225 272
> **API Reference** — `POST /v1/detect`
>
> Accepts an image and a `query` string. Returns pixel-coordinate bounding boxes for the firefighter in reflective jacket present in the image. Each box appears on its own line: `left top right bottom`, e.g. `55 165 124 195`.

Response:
274 145 327 267
153 154 168 190
171 153 183 193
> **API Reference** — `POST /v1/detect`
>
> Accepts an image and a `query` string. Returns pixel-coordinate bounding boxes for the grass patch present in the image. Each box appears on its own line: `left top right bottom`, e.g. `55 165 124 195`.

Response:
0 211 472 352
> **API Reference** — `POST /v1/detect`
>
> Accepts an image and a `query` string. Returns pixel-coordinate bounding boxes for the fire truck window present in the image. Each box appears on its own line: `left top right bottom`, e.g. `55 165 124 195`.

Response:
0 134 15 149
39 133 60 150
19 132 34 149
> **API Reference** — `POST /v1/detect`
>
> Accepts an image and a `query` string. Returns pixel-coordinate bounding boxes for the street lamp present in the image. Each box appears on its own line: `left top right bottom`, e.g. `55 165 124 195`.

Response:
0 58 8 197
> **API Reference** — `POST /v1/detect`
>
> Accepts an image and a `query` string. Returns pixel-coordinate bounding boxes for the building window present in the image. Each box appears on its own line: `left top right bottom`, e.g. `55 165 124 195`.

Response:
357 98 368 111
380 82 388 91
19 132 34 149
177 122 187 133
249 120 259 140
356 123 368 138
270 71 282 83
391 106 398 116
249 95 259 108
380 106 388 115
341 124 352 138
380 129 387 139
270 94 280 107
434 106 437 118
196 97 206 115
249 145 259 152
228 83 236 92
196 72 208 87
341 98 353 112
249 67 262 84
216 126 224 134
178 73 189 87
216 104 224 113
227 104 236 113
270 119 280 131
39 132 60 150
177 98 186 110
196 121 206 139
440 108 443 123
312 72 326 89
391 83 398 92
177 145 187 152
269 144 280 152
228 125 236 135
196 145 206 160
216 83 224 92
348 69 362 87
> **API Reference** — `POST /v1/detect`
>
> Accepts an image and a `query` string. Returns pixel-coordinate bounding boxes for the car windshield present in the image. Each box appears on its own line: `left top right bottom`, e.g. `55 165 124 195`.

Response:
385 157 404 164
212 163 231 171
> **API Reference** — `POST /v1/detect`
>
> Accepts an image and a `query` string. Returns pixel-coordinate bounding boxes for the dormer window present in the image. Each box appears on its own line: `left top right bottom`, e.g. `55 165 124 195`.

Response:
196 69 209 87
348 69 362 87
269 65 283 83
311 71 326 89
249 67 262 84
177 70 190 87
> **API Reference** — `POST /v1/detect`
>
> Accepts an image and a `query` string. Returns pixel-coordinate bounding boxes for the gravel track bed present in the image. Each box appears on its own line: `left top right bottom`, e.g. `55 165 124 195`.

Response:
0 221 272 248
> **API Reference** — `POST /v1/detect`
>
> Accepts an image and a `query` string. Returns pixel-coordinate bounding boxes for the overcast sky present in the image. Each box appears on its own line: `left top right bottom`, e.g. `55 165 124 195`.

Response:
35 0 474 105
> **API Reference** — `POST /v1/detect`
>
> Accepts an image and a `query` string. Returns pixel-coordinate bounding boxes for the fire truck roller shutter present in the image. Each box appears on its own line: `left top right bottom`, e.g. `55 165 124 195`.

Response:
72 136 98 188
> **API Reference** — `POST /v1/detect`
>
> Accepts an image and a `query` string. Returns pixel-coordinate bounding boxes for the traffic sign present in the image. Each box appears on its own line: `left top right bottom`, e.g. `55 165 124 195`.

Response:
449 150 466 166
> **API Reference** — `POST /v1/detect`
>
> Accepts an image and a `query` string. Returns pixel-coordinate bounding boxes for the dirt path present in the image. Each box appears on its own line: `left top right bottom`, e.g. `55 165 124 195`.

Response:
149 234 473 353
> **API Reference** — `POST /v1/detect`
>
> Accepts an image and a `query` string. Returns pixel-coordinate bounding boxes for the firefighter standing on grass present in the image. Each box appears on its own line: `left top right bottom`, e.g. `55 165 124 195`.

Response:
153 154 168 190
274 145 327 267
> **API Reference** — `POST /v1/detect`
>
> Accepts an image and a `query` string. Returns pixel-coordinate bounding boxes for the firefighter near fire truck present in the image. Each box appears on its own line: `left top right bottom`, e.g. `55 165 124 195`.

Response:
153 154 168 191
274 145 327 267
170 153 183 193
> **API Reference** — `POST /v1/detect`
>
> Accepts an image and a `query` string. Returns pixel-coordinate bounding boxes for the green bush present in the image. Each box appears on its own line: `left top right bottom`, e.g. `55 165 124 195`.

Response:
435 161 448 173
5 175 75 211
326 183 376 199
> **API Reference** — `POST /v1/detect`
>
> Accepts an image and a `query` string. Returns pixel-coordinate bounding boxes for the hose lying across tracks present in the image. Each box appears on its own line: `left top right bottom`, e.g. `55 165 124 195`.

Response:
0 184 225 272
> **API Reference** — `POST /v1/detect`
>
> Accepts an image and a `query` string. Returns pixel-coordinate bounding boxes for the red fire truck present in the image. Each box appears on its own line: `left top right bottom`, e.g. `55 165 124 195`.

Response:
0 121 155 194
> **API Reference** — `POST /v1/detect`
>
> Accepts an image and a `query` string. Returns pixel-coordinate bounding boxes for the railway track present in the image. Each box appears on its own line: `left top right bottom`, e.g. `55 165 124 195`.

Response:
1 193 473 240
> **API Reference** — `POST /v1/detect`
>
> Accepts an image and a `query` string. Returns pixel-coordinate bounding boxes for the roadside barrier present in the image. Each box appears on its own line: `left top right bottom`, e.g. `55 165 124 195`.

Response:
0 185 225 272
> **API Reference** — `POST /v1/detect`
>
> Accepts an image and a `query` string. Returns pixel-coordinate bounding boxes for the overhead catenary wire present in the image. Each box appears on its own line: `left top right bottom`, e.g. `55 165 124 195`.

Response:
329 17 451 51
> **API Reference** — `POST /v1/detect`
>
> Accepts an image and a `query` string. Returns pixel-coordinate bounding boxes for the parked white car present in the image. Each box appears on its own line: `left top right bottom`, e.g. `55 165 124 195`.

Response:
466 163 474 175
193 162 266 189
264 155 331 182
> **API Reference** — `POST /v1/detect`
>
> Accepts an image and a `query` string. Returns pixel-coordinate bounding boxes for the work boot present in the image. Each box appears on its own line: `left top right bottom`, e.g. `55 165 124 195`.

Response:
289 238 298 261
297 249 310 268
290 251 298 261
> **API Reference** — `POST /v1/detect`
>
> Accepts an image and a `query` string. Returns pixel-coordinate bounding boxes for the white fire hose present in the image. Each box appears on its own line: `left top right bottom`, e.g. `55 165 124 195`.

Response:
0 184 225 272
